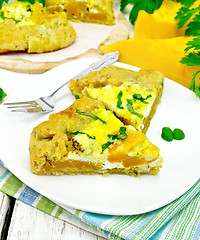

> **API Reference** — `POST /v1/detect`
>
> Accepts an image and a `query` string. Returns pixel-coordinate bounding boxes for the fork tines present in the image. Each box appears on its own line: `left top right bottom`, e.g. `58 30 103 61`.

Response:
4 101 42 113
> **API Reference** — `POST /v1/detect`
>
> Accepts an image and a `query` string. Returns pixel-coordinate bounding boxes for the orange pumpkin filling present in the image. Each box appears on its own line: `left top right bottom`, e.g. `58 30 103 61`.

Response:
108 131 158 167
43 159 99 171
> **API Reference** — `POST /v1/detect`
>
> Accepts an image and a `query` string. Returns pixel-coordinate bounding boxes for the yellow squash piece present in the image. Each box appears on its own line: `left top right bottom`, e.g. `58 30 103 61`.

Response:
100 36 200 89
134 0 200 39
134 0 184 39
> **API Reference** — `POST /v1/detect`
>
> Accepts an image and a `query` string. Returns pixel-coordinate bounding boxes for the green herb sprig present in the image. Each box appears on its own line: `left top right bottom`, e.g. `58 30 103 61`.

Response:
175 6 200 29
132 93 152 104
76 109 107 123
120 0 163 25
120 0 195 25
117 90 124 109
0 0 8 9
0 12 20 22
0 88 7 104
175 5 200 97
190 70 200 96
66 128 95 139
174 0 196 8
75 95 80 99
101 127 127 153
126 99 143 118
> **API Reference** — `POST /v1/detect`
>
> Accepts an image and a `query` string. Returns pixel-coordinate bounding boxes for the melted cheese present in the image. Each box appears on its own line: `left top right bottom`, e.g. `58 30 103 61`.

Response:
84 81 156 131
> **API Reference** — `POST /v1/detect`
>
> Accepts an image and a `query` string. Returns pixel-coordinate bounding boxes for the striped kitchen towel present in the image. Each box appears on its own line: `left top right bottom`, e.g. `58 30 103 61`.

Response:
0 162 199 240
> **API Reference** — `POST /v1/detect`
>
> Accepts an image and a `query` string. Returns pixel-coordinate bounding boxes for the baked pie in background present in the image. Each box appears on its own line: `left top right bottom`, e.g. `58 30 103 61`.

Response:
0 1 76 53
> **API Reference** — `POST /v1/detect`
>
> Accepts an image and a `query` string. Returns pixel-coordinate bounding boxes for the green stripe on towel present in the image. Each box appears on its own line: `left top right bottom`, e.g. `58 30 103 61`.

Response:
1 175 23 196
36 196 57 215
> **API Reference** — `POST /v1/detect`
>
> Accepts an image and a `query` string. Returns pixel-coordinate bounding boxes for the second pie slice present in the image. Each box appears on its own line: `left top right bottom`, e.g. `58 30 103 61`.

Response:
30 97 163 176
69 66 164 133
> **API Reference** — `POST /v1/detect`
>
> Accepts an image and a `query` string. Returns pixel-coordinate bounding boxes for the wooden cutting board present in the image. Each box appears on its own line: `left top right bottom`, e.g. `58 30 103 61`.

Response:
0 10 130 74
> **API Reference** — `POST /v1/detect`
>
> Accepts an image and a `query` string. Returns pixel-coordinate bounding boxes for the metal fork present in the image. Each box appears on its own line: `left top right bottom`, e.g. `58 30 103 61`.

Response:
4 51 120 113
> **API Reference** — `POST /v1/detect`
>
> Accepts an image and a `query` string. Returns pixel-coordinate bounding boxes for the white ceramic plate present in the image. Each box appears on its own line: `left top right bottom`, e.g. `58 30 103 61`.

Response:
0 58 200 215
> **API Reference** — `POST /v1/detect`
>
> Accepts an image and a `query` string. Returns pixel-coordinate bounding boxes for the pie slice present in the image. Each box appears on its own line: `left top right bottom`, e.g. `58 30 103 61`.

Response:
69 66 164 133
30 97 163 176
45 0 115 25
0 1 76 53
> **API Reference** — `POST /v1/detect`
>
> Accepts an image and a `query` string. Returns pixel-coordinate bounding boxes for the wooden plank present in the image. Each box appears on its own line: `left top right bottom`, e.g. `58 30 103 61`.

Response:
7 200 107 240
0 192 15 239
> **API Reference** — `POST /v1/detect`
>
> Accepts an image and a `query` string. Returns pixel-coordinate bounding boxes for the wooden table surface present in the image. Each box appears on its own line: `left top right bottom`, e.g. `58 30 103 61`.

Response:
0 192 107 240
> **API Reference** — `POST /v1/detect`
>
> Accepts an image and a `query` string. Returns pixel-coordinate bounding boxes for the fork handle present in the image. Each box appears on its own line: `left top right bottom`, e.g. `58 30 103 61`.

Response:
72 51 120 80
49 51 120 97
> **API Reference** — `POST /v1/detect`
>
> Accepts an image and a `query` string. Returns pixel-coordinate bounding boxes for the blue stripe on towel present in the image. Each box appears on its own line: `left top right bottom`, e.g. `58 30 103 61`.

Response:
193 219 200 240
149 220 170 240
0 160 5 167
18 185 40 205
0 169 10 181
126 210 158 240
82 212 113 228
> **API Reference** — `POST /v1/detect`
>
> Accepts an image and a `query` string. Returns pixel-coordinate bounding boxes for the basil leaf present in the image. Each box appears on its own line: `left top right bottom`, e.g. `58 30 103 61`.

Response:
101 127 127 153
66 128 95 139
161 127 185 141
76 109 107 123
117 90 124 109
0 88 7 104
75 95 80 99
108 126 127 140
101 141 113 154
161 127 173 142
126 99 143 119
132 93 152 104
173 128 185 140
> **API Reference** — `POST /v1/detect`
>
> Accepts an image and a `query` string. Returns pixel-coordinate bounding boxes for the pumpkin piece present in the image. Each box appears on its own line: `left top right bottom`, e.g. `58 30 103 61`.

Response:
134 1 184 39
99 36 200 89
134 0 200 39
108 130 159 167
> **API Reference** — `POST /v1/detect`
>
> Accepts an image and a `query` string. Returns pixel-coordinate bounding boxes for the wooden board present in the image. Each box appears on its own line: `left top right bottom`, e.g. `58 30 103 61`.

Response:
7 200 106 240
0 11 130 74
